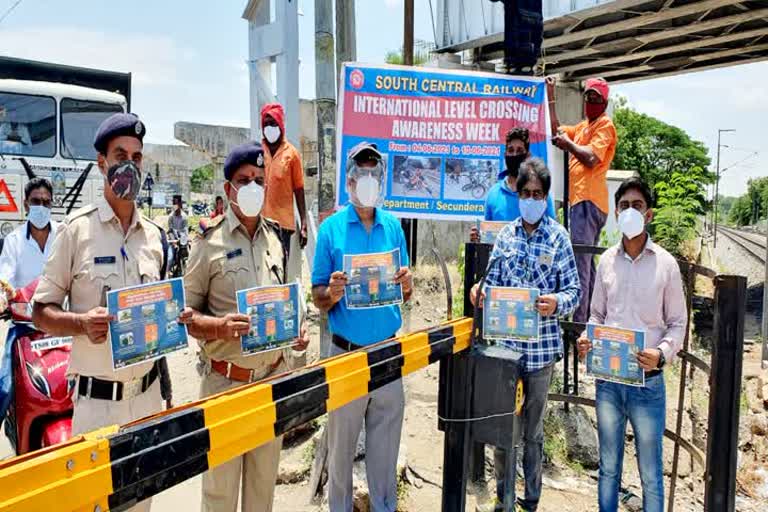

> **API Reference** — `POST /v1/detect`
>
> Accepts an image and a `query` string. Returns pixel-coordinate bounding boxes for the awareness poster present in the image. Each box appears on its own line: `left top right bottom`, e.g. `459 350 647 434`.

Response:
482 286 540 342
107 278 188 370
337 63 550 220
344 248 403 309
586 324 646 387
476 220 508 245
237 282 301 355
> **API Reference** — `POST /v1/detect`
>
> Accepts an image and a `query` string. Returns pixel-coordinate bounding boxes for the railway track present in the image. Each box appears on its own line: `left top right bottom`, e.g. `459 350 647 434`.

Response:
717 225 767 263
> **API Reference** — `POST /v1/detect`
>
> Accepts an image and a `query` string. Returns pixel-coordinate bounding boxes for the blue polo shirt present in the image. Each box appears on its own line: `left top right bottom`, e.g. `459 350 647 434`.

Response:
484 179 556 221
312 205 409 345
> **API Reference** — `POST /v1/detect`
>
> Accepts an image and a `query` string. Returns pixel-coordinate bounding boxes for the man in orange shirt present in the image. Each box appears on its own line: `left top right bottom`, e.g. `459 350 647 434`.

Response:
546 76 617 322
260 103 308 261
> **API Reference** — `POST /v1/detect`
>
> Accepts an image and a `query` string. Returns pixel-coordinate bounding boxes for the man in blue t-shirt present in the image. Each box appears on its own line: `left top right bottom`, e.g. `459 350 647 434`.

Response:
470 128 556 242
312 141 414 512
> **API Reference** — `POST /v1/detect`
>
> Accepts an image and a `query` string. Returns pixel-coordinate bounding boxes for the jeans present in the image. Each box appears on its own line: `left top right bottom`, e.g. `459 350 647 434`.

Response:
570 200 607 322
495 364 554 511
596 374 666 512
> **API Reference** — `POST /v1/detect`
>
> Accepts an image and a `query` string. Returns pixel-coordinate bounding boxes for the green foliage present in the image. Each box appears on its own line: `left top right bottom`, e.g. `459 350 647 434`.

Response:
385 43 431 66
452 243 465 319
728 177 768 227
652 169 708 257
613 102 713 192
190 164 214 193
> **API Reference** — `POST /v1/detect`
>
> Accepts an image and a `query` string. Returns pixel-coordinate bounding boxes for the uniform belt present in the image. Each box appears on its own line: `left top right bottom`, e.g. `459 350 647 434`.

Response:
645 369 662 378
77 361 160 401
331 334 365 352
211 355 284 383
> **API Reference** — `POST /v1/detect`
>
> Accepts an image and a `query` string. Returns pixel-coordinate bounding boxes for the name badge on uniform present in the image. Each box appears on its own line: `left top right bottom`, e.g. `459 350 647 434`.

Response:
226 248 243 260
94 256 116 265
538 253 553 267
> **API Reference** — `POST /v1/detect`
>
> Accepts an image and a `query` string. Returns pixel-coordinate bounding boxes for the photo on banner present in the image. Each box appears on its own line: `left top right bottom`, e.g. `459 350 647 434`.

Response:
336 63 553 220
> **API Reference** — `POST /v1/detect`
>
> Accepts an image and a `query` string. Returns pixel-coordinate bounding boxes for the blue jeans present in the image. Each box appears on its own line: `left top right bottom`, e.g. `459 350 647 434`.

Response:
596 374 666 512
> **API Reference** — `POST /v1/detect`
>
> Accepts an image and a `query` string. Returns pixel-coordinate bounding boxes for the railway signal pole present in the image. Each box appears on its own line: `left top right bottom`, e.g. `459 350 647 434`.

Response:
713 128 735 248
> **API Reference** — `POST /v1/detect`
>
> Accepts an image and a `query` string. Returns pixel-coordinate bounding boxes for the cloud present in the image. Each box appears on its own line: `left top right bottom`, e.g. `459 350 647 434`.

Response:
0 27 184 87
384 0 401 8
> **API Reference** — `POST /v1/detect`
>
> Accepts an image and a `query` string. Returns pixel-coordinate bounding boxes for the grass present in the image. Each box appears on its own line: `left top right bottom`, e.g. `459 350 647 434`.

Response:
542 407 586 475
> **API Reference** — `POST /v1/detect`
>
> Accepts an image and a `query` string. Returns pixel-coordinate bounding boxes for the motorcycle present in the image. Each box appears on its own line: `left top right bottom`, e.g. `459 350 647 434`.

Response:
0 278 74 455
168 229 190 278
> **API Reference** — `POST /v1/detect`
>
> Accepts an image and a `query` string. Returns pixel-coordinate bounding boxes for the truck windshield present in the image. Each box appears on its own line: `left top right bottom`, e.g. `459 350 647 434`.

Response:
61 98 123 160
0 92 56 157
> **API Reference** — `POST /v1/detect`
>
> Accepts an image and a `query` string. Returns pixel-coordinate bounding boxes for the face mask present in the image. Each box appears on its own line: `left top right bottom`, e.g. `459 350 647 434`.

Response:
618 207 646 239
105 160 141 201
28 205 51 229
264 125 281 144
355 175 380 208
519 198 547 224
230 181 264 218
585 102 606 120
504 154 526 178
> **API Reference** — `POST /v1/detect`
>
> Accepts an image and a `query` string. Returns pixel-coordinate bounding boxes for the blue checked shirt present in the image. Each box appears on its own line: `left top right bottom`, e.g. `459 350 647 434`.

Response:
484 215 581 373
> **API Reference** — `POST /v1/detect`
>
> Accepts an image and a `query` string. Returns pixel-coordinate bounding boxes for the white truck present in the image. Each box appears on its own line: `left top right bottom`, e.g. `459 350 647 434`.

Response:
0 57 131 242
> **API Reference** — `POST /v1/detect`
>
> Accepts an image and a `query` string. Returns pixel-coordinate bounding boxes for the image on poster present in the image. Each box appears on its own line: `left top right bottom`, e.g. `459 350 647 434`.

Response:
107 278 189 370
336 63 553 220
237 282 301 355
343 248 403 309
482 286 540 342
476 220 508 245
586 324 646 387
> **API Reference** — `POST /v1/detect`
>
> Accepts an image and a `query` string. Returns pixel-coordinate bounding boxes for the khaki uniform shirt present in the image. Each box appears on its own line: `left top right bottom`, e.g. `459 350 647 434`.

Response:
33 199 165 382
184 207 285 370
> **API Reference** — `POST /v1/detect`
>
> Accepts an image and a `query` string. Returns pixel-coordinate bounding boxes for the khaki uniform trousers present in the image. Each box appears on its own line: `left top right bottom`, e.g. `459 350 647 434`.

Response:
72 379 163 512
200 369 283 512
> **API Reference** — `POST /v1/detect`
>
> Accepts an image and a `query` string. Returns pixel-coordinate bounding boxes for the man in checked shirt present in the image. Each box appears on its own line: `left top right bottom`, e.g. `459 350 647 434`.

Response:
471 158 581 512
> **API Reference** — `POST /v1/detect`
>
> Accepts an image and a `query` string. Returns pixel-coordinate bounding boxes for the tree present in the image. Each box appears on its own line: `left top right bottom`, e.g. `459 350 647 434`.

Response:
613 100 713 192
385 40 433 65
190 164 214 194
652 169 708 257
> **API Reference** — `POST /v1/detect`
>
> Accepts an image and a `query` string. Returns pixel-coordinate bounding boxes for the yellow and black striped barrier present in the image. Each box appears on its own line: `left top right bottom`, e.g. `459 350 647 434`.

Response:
0 317 472 512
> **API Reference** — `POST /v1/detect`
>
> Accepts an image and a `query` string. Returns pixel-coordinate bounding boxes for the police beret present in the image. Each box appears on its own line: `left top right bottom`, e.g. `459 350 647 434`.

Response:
93 113 146 154
223 142 265 180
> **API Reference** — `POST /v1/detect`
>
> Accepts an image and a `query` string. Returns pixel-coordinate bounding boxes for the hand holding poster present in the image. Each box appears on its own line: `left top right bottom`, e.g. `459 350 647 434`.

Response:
107 278 188 370
586 324 646 387
337 63 551 220
237 282 301 355
482 286 540 342
344 248 403 309
476 220 508 245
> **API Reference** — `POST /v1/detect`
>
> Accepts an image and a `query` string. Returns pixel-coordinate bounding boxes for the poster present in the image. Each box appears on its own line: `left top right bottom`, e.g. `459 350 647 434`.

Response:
476 220 508 245
337 63 551 220
107 278 188 370
343 248 403 309
237 282 301 355
482 286 540 342
586 324 646 387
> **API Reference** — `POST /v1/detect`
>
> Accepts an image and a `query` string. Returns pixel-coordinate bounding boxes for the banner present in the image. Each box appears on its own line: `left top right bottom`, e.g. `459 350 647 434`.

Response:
337 63 550 220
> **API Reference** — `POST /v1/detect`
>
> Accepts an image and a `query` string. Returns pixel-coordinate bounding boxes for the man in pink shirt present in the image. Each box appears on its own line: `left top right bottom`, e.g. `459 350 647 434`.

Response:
577 177 687 512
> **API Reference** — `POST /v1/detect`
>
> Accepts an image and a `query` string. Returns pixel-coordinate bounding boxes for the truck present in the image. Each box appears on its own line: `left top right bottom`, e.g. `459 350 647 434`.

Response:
0 57 131 240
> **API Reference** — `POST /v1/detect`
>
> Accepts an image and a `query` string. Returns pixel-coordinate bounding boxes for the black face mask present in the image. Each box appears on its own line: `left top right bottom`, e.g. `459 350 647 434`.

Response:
504 154 526 178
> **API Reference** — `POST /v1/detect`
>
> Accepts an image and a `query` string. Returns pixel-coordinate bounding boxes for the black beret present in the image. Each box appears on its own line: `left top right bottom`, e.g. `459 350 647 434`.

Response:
223 142 265 180
93 113 146 154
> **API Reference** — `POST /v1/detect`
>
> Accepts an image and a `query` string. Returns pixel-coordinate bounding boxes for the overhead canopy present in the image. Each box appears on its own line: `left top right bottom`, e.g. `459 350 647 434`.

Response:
435 0 768 84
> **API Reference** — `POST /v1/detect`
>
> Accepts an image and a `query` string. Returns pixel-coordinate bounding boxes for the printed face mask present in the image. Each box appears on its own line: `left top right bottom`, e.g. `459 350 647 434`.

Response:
106 160 141 201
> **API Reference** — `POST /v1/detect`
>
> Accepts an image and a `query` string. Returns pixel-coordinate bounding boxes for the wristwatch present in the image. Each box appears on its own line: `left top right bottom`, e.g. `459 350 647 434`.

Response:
656 348 666 369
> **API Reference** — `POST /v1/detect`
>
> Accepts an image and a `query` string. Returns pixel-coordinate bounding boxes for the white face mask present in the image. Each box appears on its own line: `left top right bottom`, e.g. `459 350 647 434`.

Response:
28 205 51 229
231 182 265 218
264 125 281 144
355 175 380 208
618 207 646 239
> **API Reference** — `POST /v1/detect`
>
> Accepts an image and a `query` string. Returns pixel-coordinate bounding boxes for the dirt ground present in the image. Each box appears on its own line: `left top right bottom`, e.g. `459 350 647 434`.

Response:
2 256 767 511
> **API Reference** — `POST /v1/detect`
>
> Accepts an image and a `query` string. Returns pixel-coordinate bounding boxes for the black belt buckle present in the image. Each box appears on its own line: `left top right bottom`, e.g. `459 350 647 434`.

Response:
332 334 361 352
78 361 160 401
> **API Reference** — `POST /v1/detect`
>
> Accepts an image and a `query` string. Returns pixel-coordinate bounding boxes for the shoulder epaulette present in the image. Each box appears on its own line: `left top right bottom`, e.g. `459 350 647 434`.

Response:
262 216 281 235
65 204 98 225
202 214 226 238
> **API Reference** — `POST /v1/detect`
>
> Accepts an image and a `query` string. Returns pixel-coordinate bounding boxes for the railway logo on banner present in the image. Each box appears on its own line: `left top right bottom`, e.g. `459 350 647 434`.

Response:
336 63 552 220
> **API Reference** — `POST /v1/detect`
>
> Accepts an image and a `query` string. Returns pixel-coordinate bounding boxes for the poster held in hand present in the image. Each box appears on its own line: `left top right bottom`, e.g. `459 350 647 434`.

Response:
343 248 404 309
482 286 540 342
586 324 646 387
238 282 301 355
476 220 508 245
107 278 189 370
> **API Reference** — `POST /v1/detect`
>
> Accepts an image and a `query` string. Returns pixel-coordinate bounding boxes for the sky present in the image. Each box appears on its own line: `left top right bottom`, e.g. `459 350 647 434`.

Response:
0 0 764 197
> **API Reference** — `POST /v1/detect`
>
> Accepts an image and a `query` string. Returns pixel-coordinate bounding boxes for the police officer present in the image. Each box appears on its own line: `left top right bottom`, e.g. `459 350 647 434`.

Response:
32 113 170 512
312 141 413 512
180 142 309 512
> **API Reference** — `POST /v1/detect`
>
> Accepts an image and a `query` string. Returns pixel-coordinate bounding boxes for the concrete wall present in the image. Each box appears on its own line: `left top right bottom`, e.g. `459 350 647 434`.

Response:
143 143 212 201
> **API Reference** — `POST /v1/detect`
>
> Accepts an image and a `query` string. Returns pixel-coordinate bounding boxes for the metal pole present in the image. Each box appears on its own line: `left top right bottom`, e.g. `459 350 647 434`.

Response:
704 274 746 512
763 240 768 369
335 0 356 91
401 0 418 266
713 130 722 246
